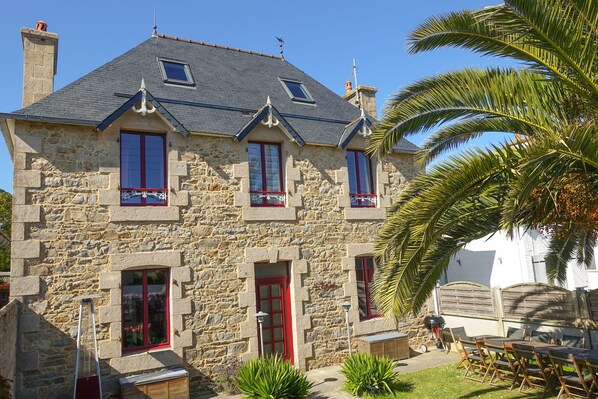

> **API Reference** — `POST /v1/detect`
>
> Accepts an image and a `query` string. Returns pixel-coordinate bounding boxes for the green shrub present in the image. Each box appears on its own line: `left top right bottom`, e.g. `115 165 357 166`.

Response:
340 352 400 396
237 355 313 399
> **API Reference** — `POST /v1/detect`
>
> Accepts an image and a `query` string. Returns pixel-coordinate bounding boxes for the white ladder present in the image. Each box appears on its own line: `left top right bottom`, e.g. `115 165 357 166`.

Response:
73 296 102 399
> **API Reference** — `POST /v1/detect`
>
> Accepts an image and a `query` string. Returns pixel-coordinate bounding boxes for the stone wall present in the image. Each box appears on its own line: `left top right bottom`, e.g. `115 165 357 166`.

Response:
0 299 18 399
9 116 422 397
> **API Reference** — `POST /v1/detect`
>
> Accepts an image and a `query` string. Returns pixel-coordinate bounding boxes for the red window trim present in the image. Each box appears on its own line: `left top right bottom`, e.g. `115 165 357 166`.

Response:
249 141 285 207
356 256 381 321
120 131 168 207
347 150 376 208
121 268 170 353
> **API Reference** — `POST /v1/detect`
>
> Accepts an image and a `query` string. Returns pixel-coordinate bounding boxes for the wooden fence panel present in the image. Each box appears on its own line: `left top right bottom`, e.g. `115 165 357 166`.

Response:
588 289 598 321
438 282 495 318
501 283 576 324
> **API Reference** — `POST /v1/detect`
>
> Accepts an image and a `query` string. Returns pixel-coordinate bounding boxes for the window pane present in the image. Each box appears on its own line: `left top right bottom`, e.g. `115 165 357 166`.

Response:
284 81 309 100
356 152 373 194
347 151 359 206
248 143 263 193
123 271 144 348
355 258 367 318
162 61 189 82
264 144 281 192
144 135 166 205
121 134 142 204
147 270 168 345
365 259 380 317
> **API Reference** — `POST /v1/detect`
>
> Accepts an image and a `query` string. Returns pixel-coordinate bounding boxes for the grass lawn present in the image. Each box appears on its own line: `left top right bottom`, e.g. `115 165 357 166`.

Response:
364 364 558 399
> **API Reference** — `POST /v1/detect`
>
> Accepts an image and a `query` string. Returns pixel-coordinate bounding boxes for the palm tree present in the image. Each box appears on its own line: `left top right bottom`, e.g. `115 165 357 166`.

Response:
369 0 598 316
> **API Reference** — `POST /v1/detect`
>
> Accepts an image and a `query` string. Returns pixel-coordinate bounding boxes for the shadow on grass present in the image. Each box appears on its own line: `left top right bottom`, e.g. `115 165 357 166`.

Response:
457 386 548 399
394 380 415 393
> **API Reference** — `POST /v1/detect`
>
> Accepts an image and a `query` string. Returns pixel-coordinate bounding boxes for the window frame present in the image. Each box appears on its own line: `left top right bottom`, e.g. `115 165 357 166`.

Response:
356 256 380 321
347 150 376 208
248 141 286 207
120 131 168 207
158 58 195 86
121 268 170 353
279 78 315 104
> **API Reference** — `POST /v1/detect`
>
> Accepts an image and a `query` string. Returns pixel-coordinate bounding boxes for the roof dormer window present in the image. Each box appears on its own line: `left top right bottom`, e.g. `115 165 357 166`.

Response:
158 59 194 86
280 79 314 103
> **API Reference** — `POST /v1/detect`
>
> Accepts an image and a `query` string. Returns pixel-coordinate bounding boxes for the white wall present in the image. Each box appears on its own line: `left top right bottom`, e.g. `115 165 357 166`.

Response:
443 230 598 290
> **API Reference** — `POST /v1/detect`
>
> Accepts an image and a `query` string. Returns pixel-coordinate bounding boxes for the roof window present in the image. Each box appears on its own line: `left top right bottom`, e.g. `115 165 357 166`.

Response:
158 59 194 86
280 79 314 103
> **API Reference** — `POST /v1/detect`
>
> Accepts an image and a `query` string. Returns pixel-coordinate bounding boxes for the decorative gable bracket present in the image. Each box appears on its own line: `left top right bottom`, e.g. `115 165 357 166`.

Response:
235 97 305 146
97 79 189 136
338 110 373 149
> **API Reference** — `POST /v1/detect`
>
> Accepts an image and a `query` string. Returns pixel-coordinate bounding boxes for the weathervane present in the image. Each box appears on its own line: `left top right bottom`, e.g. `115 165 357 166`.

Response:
276 36 284 60
132 79 156 116
152 8 157 37
353 58 360 110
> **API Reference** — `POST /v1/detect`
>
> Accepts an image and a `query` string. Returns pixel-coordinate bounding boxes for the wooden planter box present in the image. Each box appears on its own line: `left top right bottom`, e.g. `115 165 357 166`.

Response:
119 368 189 399
356 332 410 360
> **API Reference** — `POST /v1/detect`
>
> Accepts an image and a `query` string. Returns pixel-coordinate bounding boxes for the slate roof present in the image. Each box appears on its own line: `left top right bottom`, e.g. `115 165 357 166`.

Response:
3 34 418 153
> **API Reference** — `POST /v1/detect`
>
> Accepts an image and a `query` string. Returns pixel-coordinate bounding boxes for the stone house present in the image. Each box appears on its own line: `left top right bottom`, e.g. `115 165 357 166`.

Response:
0 23 421 397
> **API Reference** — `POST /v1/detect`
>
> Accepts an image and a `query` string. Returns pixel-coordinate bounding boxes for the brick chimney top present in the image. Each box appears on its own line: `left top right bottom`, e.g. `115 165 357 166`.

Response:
36 20 48 31
345 81 353 96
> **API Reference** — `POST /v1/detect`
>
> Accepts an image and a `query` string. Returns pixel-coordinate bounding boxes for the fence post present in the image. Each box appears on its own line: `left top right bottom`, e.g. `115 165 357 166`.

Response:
493 287 505 336
575 288 593 349
433 283 441 316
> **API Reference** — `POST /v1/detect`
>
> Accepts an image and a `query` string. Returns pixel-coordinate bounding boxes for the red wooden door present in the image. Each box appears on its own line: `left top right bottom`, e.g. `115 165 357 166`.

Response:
256 277 294 363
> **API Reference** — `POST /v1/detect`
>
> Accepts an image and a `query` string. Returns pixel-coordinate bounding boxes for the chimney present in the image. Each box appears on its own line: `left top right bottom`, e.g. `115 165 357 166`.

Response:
343 83 378 119
21 21 58 108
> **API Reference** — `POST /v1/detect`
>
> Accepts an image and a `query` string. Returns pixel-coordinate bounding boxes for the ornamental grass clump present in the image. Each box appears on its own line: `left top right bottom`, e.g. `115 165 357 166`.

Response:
340 352 401 396
236 355 313 399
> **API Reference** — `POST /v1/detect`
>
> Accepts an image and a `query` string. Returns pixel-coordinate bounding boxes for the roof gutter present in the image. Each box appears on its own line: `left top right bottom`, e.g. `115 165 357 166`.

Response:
0 112 99 127
0 117 15 159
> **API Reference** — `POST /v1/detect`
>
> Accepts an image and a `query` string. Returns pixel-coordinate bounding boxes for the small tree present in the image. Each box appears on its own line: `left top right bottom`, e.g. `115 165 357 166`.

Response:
0 190 11 272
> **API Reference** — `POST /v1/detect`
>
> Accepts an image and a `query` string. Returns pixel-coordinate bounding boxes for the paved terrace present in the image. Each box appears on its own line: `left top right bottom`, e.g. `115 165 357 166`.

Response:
195 350 458 399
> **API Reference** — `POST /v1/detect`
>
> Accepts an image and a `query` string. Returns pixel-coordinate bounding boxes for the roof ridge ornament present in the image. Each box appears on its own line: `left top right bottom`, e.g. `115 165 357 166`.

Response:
132 79 156 116
358 109 371 137
261 96 279 128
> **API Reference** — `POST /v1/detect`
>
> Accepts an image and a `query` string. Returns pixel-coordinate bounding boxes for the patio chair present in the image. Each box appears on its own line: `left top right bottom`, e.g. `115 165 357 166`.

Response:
562 334 584 348
585 357 598 395
548 350 593 399
512 342 555 397
485 338 521 390
460 337 490 383
531 330 551 343
507 327 527 340
449 327 470 369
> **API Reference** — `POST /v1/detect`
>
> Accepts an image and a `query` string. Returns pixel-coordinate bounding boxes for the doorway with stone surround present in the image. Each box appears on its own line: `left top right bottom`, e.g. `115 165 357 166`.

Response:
255 262 294 363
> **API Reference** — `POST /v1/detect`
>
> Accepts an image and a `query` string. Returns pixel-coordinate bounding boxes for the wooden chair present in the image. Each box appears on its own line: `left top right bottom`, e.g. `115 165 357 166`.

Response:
548 350 593 399
531 331 551 343
512 343 554 397
460 337 490 383
449 327 469 369
507 327 527 340
485 338 521 390
585 357 598 396
562 334 584 348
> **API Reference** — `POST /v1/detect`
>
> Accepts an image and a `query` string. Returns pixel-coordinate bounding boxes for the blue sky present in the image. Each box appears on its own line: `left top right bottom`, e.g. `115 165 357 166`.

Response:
0 0 510 193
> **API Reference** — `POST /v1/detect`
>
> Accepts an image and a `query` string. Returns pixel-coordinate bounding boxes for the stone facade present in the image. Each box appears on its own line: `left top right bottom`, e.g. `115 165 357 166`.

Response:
6 105 430 397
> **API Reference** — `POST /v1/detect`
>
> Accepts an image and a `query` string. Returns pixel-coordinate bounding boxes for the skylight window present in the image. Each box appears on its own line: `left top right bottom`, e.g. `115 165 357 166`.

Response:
280 79 314 103
158 59 194 86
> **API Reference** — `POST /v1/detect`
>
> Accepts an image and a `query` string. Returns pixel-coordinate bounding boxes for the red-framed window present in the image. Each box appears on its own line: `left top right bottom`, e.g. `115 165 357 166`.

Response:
122 269 169 352
120 131 167 206
347 150 376 207
356 257 380 320
248 142 285 206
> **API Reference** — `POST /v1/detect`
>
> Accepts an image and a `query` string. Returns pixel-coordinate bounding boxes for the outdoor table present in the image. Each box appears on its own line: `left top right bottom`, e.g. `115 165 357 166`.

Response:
534 346 598 359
